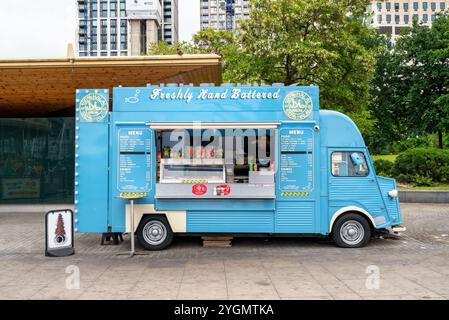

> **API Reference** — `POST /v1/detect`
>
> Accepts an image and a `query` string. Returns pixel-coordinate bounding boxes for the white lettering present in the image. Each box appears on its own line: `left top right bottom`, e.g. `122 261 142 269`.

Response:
150 88 282 103
231 88 241 99
150 88 162 100
174 304 208 318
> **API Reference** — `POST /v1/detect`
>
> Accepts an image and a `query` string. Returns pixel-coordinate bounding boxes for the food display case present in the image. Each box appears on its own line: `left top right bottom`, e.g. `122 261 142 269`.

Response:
159 159 226 184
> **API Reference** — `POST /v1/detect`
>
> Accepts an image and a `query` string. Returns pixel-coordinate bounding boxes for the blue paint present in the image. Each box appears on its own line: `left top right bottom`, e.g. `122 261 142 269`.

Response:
75 85 403 236
74 89 109 232
187 210 274 233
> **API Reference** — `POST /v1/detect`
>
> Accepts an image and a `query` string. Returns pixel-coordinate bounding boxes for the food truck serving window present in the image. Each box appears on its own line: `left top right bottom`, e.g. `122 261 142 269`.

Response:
153 125 277 199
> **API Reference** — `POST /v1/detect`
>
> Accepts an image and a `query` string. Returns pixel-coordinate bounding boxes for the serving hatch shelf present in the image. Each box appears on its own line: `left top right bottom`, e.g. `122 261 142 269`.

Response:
160 158 225 165
159 158 226 184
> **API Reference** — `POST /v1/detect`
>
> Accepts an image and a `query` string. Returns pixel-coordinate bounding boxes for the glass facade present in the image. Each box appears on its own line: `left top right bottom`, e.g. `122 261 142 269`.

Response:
0 118 74 204
78 0 128 57
372 1 449 38
200 0 251 31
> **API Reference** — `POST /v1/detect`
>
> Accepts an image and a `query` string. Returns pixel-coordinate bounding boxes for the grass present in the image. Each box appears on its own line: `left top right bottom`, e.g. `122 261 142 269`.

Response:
399 184 449 191
372 154 398 162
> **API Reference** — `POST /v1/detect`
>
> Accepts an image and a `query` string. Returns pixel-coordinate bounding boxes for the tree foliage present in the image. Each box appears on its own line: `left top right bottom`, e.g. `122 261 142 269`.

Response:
240 0 377 116
148 0 379 135
369 14 449 150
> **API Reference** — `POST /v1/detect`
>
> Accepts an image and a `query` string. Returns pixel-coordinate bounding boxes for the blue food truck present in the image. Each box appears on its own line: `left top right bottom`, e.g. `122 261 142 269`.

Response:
74 84 405 250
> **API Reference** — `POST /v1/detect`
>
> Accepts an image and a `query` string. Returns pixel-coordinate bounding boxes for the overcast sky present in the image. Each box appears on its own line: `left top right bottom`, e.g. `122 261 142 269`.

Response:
0 0 199 59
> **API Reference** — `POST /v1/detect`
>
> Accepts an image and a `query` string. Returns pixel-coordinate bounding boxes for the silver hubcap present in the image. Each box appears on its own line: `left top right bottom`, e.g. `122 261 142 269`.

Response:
340 220 364 245
142 221 167 246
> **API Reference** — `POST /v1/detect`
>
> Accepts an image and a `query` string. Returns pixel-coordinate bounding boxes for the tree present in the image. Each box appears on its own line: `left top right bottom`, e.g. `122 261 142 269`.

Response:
148 0 379 135
148 40 200 55
369 14 449 149
148 29 256 83
400 14 449 149
240 0 377 118
367 37 412 153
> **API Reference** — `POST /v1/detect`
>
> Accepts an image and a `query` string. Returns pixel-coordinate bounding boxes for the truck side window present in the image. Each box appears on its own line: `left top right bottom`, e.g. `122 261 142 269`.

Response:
331 152 369 177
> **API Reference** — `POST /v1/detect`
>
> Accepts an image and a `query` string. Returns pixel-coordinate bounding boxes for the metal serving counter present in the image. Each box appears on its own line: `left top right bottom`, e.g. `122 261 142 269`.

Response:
155 182 275 199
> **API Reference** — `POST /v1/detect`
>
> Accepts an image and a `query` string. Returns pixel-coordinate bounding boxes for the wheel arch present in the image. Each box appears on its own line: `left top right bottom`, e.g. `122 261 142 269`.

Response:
137 213 171 232
125 204 186 233
329 206 376 233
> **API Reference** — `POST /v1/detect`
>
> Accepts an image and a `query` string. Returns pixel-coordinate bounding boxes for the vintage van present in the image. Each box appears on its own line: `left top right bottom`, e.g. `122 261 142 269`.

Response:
74 85 405 250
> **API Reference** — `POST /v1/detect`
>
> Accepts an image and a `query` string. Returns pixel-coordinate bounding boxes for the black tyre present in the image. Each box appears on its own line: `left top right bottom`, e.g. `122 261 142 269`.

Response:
332 213 371 248
137 215 173 250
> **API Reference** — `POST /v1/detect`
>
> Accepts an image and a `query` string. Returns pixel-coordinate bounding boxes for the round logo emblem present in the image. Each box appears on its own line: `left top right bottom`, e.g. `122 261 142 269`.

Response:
215 184 231 196
192 184 207 196
79 93 109 122
283 91 313 120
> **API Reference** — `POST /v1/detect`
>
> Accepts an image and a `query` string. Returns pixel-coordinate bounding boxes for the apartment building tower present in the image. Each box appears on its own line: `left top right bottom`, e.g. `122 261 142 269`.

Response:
200 0 252 31
77 0 178 57
161 0 179 44
369 0 449 38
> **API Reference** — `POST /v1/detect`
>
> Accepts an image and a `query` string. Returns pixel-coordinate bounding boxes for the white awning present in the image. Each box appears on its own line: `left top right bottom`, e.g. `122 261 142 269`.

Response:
146 122 280 129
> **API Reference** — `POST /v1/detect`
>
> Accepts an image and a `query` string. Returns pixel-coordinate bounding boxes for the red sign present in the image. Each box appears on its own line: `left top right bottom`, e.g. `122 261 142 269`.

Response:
215 184 231 196
192 184 207 196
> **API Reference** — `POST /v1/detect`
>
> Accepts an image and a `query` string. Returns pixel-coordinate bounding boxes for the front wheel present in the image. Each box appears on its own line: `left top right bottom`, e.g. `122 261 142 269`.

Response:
137 216 173 250
332 213 371 248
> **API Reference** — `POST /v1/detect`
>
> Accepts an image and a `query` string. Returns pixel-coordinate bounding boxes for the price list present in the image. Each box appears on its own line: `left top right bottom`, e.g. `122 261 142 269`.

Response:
117 128 151 192
279 129 313 193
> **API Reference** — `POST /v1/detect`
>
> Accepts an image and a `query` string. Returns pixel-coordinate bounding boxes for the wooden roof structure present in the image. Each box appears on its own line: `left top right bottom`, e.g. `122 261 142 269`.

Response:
0 54 222 117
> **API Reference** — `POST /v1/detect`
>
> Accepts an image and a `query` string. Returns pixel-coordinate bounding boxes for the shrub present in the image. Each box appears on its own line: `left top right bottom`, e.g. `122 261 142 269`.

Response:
373 159 394 177
393 148 449 185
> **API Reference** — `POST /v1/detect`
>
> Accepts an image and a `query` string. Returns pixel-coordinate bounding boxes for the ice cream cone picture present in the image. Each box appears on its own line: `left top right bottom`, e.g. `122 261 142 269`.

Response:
45 209 74 257
54 213 67 245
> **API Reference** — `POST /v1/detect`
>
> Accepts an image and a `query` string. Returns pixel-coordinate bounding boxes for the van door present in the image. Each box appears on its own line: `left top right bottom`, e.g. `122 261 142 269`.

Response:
275 124 320 234
328 149 386 229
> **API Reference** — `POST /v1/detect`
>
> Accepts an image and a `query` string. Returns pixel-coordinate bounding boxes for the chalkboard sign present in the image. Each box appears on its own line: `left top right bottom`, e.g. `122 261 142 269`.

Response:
117 128 152 193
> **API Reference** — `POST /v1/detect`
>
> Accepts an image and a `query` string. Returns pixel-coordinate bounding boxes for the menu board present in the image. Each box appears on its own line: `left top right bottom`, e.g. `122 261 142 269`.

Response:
117 128 151 192
279 129 313 193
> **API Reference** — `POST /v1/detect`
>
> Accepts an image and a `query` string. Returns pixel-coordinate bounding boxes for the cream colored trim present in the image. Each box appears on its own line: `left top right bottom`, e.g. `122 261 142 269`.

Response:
328 206 376 233
125 204 186 233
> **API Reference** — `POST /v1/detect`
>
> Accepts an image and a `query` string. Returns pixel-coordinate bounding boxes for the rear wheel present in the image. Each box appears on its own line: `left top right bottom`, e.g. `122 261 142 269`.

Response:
332 213 371 248
137 216 173 250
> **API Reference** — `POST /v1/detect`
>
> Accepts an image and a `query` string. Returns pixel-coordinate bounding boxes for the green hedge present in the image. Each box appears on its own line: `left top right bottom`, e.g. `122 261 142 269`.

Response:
392 148 449 186
373 159 394 178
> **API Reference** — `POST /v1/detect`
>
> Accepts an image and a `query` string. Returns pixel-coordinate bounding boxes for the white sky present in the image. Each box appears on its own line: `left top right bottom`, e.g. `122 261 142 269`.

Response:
0 0 200 59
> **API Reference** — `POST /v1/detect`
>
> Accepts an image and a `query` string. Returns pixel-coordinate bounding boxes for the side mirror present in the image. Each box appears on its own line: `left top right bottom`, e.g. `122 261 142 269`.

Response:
350 152 364 166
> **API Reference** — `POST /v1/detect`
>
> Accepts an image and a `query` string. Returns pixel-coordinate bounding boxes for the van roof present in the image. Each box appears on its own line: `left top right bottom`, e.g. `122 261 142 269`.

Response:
320 110 366 148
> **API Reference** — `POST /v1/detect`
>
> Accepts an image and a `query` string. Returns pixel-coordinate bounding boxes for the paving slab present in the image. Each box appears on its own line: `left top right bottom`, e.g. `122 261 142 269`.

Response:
0 203 448 300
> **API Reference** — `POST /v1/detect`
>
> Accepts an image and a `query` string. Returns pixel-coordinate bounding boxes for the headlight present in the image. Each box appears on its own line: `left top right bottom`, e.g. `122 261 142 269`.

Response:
388 189 398 198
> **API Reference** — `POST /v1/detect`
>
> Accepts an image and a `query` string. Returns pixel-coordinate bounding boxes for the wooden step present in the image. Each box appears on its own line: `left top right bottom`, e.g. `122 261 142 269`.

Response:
202 236 233 248
202 236 233 241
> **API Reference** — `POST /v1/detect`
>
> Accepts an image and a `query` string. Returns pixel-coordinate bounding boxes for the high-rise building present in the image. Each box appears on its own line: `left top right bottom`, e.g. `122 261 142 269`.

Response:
200 0 252 31
368 1 448 38
76 0 178 57
161 0 179 45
